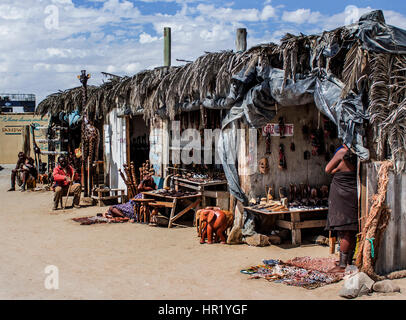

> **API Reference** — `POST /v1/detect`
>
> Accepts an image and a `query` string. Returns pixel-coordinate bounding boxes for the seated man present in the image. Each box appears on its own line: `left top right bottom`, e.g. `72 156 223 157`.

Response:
53 156 81 210
20 157 38 192
8 152 27 191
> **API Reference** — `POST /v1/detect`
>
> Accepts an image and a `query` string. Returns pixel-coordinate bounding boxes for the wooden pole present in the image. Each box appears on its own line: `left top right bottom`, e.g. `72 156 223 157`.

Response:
63 173 74 210
235 28 247 52
164 27 171 67
87 156 91 197
329 231 336 254
22 125 31 157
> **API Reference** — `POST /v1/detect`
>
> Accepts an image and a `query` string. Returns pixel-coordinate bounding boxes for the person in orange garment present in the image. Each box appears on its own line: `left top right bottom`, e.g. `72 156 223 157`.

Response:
52 155 81 210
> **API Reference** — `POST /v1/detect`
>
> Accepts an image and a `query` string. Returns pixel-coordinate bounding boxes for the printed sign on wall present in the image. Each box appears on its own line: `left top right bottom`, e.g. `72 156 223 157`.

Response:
262 123 294 136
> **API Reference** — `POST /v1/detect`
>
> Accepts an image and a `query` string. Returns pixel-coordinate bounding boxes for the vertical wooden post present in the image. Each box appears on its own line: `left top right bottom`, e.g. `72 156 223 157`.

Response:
290 212 301 246
359 161 367 233
235 28 247 52
229 195 236 214
87 156 91 197
164 27 171 67
126 116 131 166
329 231 336 254
22 125 31 157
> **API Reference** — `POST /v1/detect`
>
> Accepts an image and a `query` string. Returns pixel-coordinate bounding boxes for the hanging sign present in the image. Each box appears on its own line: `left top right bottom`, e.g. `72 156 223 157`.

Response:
262 123 294 136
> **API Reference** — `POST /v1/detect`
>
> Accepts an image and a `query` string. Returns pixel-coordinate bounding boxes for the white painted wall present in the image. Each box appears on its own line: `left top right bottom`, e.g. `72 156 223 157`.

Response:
104 109 127 190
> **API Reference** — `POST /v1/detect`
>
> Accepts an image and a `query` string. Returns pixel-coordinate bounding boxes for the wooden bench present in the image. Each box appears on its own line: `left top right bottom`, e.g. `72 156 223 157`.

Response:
91 188 126 207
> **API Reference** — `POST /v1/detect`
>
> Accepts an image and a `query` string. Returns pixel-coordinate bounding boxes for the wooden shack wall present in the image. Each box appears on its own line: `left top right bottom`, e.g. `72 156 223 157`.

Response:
367 163 406 275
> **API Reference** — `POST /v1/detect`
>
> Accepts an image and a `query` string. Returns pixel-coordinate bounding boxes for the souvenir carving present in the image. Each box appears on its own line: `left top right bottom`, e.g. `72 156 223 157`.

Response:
259 157 269 174
278 117 285 138
265 131 271 154
278 144 287 170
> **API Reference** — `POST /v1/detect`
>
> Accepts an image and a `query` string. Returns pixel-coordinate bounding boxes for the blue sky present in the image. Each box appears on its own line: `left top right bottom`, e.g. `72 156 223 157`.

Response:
0 0 405 103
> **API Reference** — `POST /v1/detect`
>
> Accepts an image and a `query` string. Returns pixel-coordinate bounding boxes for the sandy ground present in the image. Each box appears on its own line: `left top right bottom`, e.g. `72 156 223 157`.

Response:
1 165 405 300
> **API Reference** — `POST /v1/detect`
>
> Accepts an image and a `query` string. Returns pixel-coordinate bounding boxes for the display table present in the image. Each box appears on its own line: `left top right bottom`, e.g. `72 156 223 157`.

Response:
244 206 328 246
142 191 201 228
173 177 228 208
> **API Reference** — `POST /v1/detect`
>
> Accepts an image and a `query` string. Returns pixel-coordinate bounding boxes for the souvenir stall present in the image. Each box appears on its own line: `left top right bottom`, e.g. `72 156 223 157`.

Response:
241 103 340 245
166 109 229 210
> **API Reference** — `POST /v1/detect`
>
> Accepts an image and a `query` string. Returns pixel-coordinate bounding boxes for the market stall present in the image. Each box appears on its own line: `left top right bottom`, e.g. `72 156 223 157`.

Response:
142 189 201 228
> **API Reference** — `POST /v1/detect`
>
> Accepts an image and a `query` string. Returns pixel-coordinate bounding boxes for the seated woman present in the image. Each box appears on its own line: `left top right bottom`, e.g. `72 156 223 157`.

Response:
103 174 157 219
136 174 157 195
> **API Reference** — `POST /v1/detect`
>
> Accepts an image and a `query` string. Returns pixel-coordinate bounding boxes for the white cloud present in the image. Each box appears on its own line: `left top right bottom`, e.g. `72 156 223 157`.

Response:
282 8 322 24
385 10 406 29
260 5 276 21
196 4 260 22
200 24 232 41
124 62 141 73
0 5 27 20
139 32 159 44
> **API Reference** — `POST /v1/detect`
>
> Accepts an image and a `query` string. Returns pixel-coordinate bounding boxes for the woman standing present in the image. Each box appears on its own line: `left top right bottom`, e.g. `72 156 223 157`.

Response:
325 144 358 273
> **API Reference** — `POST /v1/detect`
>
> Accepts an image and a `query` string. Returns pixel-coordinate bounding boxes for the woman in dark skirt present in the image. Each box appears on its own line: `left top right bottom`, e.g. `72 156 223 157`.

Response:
325 144 358 273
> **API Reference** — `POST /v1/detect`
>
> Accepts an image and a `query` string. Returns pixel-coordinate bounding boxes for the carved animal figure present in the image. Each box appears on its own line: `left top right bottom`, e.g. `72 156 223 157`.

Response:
195 206 220 235
81 115 100 163
196 207 234 237
198 208 232 244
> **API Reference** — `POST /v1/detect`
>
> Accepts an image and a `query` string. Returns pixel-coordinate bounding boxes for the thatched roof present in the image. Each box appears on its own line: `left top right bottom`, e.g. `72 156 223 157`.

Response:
36 10 406 169
36 45 273 120
36 85 97 117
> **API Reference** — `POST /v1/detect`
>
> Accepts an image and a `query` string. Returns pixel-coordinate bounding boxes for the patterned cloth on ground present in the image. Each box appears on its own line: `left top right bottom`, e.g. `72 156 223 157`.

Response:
241 256 344 289
72 215 130 225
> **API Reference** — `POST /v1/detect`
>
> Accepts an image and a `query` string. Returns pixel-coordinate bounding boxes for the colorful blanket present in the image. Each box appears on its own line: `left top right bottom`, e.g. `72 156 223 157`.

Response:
72 215 130 225
241 257 344 289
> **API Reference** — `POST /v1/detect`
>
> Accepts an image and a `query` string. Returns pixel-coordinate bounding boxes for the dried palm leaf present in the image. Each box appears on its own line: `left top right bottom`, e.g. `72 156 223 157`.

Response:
341 42 367 98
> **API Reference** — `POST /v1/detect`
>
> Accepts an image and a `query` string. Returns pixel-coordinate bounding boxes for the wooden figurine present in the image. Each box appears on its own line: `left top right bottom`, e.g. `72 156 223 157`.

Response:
258 157 269 174
197 207 232 244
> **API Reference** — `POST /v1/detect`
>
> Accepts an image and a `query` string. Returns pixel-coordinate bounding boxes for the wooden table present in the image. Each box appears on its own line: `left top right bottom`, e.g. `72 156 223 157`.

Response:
173 177 228 208
244 206 328 246
142 191 201 228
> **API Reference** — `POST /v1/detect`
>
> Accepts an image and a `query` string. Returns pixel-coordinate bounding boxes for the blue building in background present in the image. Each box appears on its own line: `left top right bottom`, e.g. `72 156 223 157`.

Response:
0 94 36 113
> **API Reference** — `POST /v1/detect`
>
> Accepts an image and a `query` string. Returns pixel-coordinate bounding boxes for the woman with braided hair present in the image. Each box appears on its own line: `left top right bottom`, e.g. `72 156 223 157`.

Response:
325 144 359 273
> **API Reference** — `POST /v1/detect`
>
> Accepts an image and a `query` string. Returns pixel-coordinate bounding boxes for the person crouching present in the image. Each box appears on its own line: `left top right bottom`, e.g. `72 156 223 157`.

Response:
53 156 81 210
